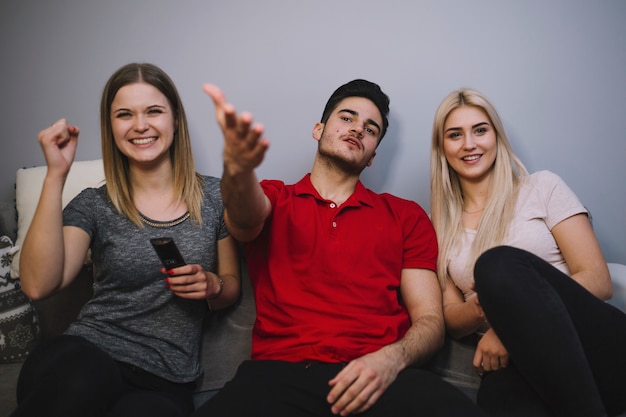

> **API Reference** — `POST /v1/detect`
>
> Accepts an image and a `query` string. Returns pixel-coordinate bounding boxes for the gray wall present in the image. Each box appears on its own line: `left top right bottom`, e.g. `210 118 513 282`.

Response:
1 0 625 264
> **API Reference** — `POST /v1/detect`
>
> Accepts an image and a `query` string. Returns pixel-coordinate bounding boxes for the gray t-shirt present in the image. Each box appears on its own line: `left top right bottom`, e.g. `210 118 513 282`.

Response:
63 175 228 383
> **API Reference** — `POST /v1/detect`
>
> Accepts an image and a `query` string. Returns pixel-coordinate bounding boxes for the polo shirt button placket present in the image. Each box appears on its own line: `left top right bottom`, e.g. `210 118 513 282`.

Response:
329 202 337 228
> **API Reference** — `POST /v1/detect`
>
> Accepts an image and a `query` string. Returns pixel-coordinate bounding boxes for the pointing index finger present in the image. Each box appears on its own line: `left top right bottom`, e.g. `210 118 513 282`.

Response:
202 83 237 129
202 83 225 106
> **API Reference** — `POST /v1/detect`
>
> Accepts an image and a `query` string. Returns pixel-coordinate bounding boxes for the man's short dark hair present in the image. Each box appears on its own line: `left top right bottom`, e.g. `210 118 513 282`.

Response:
320 79 390 141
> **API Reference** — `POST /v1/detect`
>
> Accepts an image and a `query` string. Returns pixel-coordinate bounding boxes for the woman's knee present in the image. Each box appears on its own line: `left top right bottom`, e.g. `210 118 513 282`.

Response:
475 246 521 275
474 246 518 290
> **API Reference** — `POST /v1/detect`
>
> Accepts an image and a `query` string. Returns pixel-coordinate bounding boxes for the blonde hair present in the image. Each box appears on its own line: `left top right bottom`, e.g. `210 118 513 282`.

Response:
430 88 528 288
99 63 204 227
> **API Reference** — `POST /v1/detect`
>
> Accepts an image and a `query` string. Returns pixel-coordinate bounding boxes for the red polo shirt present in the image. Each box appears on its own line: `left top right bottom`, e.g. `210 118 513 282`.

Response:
245 174 438 363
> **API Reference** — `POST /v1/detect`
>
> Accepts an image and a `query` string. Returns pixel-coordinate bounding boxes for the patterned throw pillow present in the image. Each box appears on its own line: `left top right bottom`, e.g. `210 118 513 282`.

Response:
0 236 39 363
0 236 19 293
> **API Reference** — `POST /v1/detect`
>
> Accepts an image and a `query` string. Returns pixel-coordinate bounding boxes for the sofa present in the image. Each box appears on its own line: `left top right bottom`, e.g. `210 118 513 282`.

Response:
1 160 625 416
0 160 256 416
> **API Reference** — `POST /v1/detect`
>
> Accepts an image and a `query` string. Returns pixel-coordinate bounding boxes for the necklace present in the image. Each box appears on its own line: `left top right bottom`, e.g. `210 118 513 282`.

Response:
462 207 485 214
139 211 190 228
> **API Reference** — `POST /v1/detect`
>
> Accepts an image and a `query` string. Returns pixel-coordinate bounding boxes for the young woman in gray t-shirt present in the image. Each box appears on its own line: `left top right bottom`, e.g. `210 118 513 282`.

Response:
13 63 240 417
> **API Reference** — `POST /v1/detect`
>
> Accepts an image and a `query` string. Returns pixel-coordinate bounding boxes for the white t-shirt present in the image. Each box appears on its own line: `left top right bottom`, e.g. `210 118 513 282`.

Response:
448 170 587 301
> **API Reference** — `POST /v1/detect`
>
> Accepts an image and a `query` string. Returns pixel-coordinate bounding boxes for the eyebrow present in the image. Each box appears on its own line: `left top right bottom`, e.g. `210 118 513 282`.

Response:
444 121 490 134
338 108 381 132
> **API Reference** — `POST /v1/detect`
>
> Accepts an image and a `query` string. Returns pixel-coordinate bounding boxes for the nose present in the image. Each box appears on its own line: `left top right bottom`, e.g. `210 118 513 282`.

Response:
350 123 363 138
462 134 477 150
134 115 149 131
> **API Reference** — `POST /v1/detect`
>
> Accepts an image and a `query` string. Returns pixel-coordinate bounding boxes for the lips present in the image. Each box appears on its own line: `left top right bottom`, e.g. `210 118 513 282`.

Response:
462 154 481 162
343 136 361 149
130 137 157 145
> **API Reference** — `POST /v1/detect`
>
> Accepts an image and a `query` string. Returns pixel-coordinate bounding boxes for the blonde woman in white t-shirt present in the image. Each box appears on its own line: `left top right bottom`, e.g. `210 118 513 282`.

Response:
429 88 626 417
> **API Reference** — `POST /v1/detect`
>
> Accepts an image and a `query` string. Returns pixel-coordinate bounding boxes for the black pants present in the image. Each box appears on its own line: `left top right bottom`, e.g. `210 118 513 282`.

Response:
191 359 488 417
474 246 626 417
11 335 195 417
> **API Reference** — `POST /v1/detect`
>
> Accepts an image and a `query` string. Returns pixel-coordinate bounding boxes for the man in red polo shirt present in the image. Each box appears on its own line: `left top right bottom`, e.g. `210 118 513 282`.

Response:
196 80 486 416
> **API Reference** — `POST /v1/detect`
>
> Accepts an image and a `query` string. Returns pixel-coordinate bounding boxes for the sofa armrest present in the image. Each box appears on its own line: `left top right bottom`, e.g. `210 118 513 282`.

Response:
607 263 626 313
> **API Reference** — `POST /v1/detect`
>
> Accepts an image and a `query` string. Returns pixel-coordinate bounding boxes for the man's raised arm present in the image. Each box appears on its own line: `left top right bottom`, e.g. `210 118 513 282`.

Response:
203 84 272 242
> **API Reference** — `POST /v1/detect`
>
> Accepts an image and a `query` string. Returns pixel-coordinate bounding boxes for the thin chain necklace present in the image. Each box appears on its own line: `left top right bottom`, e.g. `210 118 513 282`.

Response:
462 207 485 214
139 211 190 228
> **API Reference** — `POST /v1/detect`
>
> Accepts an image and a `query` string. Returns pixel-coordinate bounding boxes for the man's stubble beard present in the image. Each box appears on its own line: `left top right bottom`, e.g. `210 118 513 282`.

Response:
317 133 369 176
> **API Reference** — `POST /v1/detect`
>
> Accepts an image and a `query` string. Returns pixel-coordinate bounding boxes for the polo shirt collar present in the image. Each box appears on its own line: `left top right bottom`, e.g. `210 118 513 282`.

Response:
294 174 375 208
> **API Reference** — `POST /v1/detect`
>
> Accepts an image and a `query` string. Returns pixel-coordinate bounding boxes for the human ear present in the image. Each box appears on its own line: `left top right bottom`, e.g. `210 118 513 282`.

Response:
367 152 377 167
312 122 324 141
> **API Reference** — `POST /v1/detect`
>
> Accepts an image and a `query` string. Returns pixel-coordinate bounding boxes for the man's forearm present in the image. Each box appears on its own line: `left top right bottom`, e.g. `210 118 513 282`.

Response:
388 312 444 368
221 167 270 242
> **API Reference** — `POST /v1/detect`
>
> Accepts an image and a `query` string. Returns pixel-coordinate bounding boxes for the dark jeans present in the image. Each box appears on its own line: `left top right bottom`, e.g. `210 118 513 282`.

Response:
474 246 626 417
11 335 195 417
192 359 488 417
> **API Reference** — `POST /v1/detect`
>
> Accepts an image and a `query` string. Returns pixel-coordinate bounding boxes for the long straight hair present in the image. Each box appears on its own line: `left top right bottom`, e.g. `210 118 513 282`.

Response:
99 63 204 226
430 88 528 287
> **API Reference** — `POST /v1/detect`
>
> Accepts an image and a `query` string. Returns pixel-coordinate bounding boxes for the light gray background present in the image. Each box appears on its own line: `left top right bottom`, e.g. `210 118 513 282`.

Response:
1 1 624 264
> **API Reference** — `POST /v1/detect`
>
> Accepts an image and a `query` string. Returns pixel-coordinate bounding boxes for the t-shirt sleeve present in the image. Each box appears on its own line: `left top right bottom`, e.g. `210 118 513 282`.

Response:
401 200 438 272
536 170 587 230
204 176 230 241
260 179 285 208
63 187 99 239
